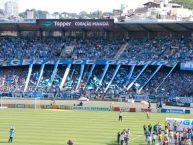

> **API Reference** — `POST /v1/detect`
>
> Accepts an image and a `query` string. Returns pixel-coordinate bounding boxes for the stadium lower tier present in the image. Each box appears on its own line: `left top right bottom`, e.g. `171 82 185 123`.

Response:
0 64 192 99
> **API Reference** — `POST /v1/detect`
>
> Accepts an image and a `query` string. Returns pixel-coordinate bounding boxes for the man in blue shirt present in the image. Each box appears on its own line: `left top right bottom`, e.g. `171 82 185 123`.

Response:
155 123 160 134
8 127 15 143
144 130 151 145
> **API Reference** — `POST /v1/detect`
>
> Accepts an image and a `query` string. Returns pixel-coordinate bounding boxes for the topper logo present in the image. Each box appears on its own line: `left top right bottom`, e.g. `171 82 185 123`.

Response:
41 21 53 27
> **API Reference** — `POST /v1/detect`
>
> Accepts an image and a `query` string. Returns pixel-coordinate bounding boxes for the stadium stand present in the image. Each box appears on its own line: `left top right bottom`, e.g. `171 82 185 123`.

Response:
0 20 192 101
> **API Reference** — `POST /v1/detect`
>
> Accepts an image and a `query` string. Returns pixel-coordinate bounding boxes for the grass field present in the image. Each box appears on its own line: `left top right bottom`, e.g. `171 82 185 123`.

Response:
0 109 192 145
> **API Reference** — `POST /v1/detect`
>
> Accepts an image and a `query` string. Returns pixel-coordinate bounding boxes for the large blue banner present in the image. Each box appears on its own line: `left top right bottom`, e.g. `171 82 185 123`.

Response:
0 59 177 67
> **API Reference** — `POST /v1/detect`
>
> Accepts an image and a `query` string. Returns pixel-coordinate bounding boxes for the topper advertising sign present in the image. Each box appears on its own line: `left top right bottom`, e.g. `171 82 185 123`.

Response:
37 19 114 29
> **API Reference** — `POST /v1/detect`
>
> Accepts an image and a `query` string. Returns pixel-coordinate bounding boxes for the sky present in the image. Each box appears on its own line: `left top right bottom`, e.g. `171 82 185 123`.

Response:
0 0 150 13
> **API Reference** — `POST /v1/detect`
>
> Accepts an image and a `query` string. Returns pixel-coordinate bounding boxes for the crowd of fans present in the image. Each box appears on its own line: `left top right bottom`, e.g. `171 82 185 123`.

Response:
143 121 193 145
0 37 62 59
0 36 192 98
0 37 122 59
121 36 193 62
0 64 192 99
0 36 192 61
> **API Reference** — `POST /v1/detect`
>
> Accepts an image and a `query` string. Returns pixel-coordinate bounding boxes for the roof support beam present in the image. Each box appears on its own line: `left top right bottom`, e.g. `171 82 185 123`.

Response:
118 24 129 31
137 24 152 32
176 23 193 32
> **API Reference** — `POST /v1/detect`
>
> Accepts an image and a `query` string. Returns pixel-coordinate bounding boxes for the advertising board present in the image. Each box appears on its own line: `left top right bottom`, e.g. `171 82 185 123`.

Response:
161 108 190 114
166 118 193 131
37 19 114 29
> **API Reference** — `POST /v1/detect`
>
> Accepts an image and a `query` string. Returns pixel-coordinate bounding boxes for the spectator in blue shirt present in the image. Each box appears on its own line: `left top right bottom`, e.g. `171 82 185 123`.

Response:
8 127 15 143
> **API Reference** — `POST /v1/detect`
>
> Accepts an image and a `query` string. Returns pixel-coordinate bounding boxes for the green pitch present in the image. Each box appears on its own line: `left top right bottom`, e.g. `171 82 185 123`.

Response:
0 109 192 145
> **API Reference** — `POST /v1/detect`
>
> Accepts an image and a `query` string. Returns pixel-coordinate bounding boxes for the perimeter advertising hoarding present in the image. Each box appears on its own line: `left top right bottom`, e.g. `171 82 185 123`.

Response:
166 118 193 131
70 106 109 111
165 102 190 107
37 19 114 29
161 108 190 114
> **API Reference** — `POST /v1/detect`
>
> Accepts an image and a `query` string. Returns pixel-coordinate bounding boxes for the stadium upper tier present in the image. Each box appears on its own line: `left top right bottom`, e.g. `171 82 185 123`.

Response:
120 37 193 61
0 37 192 61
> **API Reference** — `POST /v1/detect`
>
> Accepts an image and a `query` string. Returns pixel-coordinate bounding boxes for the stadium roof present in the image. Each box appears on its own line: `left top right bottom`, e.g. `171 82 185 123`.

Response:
0 19 193 32
115 19 193 32
116 22 193 32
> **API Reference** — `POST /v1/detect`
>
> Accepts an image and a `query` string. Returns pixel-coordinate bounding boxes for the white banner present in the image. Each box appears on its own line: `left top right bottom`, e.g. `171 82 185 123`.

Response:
166 118 193 131
128 99 135 103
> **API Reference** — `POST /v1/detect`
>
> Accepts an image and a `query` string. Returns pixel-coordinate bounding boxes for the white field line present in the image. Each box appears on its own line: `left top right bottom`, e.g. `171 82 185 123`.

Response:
129 135 159 145
129 135 143 143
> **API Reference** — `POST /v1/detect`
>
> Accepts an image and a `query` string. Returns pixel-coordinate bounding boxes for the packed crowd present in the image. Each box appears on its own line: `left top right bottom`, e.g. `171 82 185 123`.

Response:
143 121 193 145
0 37 62 59
0 65 192 99
0 36 193 61
0 37 122 60
121 36 193 62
